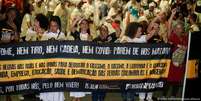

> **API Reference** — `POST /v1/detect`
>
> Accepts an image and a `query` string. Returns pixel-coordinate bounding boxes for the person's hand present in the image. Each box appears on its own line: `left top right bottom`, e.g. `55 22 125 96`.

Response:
149 29 157 35
171 8 177 16
115 28 121 38
75 16 82 22
155 14 163 21
72 16 82 26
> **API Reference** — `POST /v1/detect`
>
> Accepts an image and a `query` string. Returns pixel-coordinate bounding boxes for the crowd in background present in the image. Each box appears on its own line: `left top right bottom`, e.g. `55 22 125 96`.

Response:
0 0 200 43
0 0 201 101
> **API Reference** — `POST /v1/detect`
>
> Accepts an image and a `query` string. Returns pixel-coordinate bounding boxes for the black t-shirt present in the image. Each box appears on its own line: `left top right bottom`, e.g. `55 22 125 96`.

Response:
93 32 119 43
148 35 164 43
71 31 81 41
107 32 118 43
93 36 108 43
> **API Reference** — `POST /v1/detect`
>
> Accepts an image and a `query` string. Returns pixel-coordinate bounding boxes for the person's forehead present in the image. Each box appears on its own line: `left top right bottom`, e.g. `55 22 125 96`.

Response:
80 20 88 24
176 25 183 28
101 27 108 31
50 21 58 25
138 27 142 29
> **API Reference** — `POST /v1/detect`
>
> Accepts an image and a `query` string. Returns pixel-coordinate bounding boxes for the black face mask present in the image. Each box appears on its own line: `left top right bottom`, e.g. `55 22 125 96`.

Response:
136 0 141 3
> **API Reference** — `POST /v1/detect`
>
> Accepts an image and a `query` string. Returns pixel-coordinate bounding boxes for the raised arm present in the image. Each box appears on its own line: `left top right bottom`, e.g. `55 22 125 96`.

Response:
146 15 161 41
168 8 177 38
147 16 160 33
146 27 158 41
71 17 81 33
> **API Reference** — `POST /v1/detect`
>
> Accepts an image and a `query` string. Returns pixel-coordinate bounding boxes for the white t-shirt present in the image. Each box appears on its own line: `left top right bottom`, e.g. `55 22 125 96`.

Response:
120 35 147 43
25 28 37 41
80 32 89 41
41 30 65 41
120 36 133 43
132 35 147 43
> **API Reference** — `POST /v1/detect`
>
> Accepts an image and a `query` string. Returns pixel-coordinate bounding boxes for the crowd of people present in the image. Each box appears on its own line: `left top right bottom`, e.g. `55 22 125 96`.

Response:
0 0 201 101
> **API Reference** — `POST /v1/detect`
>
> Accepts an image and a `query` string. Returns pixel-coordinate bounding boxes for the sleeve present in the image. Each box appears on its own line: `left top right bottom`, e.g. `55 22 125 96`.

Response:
25 29 32 41
132 35 147 43
25 28 37 41
141 35 147 43
57 32 66 40
71 31 80 40
25 14 31 22
25 30 31 41
53 4 60 16
40 33 49 41
120 36 129 43
66 32 75 40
